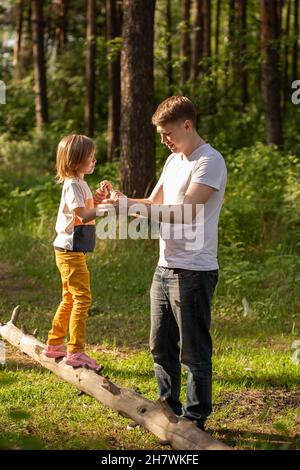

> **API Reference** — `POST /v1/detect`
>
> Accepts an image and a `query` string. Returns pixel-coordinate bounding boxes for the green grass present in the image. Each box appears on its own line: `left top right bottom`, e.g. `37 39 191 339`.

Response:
0 143 299 450
0 230 300 450
1 338 299 450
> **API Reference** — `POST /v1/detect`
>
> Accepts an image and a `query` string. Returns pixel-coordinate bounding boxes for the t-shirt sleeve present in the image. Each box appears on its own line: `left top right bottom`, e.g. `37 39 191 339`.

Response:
64 182 85 210
191 154 226 191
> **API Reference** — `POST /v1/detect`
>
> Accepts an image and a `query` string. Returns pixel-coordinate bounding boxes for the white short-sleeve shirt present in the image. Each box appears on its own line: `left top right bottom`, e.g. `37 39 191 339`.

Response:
157 143 227 271
53 178 95 252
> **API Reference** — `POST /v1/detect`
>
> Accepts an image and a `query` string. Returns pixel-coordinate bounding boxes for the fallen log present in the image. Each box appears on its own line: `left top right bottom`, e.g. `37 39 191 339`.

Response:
0 306 231 451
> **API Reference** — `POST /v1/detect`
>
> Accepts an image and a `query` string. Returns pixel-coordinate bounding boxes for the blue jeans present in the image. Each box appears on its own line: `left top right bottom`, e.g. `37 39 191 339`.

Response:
150 266 218 426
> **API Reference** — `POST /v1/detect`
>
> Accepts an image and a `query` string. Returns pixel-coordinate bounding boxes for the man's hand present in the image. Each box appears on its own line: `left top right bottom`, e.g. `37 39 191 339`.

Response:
99 190 127 215
103 189 125 203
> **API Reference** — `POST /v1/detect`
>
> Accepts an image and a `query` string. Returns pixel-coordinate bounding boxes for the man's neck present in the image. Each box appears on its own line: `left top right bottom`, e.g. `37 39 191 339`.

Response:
181 134 206 159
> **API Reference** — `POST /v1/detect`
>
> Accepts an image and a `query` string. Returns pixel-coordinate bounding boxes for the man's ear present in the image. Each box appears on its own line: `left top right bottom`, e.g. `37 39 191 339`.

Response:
184 120 192 132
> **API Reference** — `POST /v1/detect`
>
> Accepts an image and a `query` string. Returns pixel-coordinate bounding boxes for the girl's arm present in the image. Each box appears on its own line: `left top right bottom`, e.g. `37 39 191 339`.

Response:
74 206 98 224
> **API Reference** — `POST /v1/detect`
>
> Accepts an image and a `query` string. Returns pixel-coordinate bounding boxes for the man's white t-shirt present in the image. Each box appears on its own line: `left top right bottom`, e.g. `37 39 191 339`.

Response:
157 143 227 271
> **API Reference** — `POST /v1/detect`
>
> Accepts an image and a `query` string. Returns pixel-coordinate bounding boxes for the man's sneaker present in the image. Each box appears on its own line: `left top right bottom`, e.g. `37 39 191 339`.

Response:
65 352 102 371
43 344 67 358
194 420 205 431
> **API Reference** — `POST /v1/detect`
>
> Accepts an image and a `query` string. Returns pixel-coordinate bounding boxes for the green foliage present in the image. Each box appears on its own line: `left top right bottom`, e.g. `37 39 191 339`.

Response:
0 77 35 137
219 143 300 249
0 0 299 450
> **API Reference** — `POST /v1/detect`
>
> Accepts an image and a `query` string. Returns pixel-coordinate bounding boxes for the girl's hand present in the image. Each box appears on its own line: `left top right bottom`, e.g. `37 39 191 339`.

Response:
99 180 114 198
94 180 114 205
93 188 105 206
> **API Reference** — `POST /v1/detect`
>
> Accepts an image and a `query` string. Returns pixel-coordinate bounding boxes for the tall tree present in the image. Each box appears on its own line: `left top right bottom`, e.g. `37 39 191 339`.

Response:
190 0 203 82
236 0 248 110
292 0 299 82
31 0 48 129
260 0 283 146
106 0 122 161
224 0 235 93
55 0 68 51
120 0 156 197
166 0 173 96
13 0 24 80
214 0 221 92
283 0 291 107
202 0 211 68
215 0 221 60
179 0 191 87
85 0 96 137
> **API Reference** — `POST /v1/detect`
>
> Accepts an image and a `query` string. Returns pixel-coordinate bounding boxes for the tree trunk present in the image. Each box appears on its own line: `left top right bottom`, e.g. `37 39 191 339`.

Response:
215 0 221 59
13 0 24 80
236 0 248 110
0 307 232 451
224 0 235 94
21 0 33 72
190 0 203 82
166 0 173 96
278 0 285 35
31 0 48 129
202 0 211 64
56 0 68 51
260 0 283 146
85 0 96 137
283 0 291 108
106 0 122 161
120 0 156 198
292 0 299 82
214 0 221 93
179 0 191 87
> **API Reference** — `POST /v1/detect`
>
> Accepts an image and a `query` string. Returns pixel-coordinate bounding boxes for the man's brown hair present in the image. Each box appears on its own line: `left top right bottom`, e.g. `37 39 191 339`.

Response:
56 134 95 183
152 96 197 128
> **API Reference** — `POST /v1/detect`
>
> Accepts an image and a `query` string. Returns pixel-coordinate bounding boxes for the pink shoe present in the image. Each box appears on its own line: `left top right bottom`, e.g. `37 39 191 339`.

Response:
65 352 102 371
43 344 67 358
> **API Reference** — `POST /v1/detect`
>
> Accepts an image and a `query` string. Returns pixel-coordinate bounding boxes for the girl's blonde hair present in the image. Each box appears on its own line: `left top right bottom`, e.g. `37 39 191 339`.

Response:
56 134 95 183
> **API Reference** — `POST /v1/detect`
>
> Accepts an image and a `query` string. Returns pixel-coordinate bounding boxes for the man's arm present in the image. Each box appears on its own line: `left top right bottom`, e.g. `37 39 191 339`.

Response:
126 182 215 223
122 180 164 205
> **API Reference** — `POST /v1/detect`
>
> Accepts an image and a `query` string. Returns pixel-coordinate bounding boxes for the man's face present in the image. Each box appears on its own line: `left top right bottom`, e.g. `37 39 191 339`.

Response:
156 120 192 154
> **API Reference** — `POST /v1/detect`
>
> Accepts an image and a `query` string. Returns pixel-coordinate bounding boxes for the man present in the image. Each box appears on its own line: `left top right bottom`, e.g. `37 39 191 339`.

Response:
97 96 227 430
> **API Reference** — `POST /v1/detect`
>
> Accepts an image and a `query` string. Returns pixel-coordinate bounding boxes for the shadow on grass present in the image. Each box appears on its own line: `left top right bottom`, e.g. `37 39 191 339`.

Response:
215 374 300 388
213 428 300 450
1 360 45 373
0 431 109 450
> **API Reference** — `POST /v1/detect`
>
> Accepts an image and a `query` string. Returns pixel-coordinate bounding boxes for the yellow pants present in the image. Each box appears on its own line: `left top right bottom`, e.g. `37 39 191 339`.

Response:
47 250 91 353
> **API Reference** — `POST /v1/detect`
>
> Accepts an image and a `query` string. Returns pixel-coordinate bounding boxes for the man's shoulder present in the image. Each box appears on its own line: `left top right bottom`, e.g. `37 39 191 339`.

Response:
195 144 224 160
193 144 226 169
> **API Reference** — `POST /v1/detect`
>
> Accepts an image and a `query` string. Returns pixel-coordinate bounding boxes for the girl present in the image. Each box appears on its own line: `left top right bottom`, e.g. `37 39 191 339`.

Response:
43 134 111 370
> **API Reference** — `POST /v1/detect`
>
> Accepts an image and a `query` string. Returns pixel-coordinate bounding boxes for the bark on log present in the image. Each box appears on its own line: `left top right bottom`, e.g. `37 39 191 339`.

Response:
0 306 231 451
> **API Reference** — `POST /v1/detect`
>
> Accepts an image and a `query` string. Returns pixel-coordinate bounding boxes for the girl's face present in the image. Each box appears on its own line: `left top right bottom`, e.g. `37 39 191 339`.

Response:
77 152 96 176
